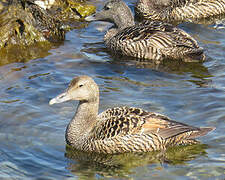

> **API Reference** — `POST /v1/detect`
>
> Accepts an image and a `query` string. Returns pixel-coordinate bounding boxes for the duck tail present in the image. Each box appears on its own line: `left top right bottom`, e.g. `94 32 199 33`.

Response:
188 127 216 139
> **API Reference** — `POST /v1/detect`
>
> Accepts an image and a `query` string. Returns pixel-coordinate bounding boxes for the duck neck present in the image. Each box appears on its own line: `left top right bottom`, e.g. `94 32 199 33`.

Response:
105 13 135 41
65 98 99 148
115 14 135 30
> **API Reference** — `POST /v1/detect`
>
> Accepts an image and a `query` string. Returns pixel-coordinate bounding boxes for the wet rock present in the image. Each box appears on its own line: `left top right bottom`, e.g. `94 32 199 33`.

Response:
0 0 65 64
0 0 95 65
0 0 65 48
47 0 96 28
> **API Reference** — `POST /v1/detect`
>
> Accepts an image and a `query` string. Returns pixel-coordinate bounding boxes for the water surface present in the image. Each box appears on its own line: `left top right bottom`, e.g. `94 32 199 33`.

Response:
0 0 225 179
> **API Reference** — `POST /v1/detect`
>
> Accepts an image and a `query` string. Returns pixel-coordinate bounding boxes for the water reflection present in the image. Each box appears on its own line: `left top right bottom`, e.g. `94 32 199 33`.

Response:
0 0 224 178
112 57 210 74
65 144 209 179
82 42 108 57
0 43 53 66
81 42 212 88
188 15 225 27
107 58 212 89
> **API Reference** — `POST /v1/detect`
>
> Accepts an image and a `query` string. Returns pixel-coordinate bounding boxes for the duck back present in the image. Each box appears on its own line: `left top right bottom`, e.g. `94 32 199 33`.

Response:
135 0 225 23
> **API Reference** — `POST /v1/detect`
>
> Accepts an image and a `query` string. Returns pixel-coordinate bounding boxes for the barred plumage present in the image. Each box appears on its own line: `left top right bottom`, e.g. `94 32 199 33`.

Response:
49 75 215 154
85 0 205 62
135 0 225 24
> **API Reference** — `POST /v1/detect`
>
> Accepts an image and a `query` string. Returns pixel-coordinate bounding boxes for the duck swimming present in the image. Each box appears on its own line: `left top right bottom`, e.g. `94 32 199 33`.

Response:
49 75 215 154
85 0 205 62
135 0 225 24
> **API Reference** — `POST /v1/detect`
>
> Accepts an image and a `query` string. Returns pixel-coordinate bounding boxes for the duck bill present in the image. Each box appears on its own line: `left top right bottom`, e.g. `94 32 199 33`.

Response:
85 14 97 22
85 11 108 22
49 92 71 105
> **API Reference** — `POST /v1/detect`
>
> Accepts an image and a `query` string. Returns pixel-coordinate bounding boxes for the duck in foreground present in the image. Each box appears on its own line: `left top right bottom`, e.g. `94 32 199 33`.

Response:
85 0 205 62
135 0 225 24
49 75 215 154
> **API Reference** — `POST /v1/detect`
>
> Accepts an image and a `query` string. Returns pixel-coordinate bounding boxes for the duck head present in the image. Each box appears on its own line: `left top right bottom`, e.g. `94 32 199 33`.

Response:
85 0 135 29
49 75 99 105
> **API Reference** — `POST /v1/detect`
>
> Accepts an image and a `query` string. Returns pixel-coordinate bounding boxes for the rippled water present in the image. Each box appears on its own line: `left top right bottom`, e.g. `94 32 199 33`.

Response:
1 0 225 179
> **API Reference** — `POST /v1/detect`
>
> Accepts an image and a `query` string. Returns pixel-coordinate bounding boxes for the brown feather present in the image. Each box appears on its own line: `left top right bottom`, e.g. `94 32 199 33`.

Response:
141 113 199 139
93 107 214 142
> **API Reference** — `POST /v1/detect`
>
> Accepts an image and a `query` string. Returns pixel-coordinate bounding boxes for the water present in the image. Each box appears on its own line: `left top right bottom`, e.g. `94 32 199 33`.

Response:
0 0 225 179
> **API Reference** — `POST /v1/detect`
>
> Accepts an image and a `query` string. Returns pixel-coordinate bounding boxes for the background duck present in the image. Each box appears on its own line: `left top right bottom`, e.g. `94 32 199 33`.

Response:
49 75 215 154
85 0 205 62
135 0 225 24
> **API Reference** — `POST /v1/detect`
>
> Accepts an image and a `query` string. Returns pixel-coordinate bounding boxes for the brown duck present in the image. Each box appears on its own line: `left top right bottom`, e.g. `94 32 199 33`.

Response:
49 75 215 154
135 0 225 24
85 0 205 62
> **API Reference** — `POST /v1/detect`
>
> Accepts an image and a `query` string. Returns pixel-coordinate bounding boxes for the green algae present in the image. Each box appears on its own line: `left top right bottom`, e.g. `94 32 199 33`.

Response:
67 0 96 18
0 0 96 65
48 0 96 29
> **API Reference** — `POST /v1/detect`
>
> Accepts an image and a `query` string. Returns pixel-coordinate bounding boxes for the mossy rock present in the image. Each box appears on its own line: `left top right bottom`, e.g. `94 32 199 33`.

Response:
0 0 96 65
0 0 65 48
48 0 96 28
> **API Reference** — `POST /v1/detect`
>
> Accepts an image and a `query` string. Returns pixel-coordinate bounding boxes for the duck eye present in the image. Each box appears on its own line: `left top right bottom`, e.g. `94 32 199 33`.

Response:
79 84 83 87
104 6 110 10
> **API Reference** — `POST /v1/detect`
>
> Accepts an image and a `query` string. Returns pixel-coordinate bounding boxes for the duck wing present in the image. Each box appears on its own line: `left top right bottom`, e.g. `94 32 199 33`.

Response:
92 107 214 141
139 21 200 49
92 107 149 140
141 112 214 139
116 21 176 42
108 21 203 61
